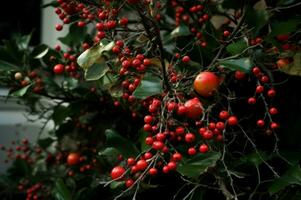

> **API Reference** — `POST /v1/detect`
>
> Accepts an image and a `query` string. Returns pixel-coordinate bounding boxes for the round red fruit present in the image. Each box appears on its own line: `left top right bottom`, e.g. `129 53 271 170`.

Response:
111 166 125 180
199 144 209 153
194 72 220 97
257 119 265 127
184 98 203 119
125 179 134 188
136 159 148 171
228 116 238 126
185 133 195 143
67 153 80 165
182 55 190 63
188 147 197 155
219 110 229 120
53 64 65 74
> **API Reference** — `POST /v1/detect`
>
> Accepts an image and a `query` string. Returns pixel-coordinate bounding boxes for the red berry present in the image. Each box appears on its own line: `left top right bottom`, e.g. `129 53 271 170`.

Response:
270 122 279 129
125 179 134 187
248 97 257 105
228 116 238 126
175 126 185 135
182 56 190 63
185 133 195 143
203 130 213 140
235 70 245 80
172 152 182 162
256 85 264 94
267 89 276 97
67 153 80 165
145 137 153 145
219 110 229 120
111 166 125 180
55 24 63 31
152 141 164 150
252 67 261 75
269 107 278 115
188 147 197 155
216 122 225 130
167 161 177 170
136 160 148 171
223 30 230 37
162 166 170 173
177 105 187 115
184 98 203 119
199 144 209 153
149 168 158 176
257 119 265 127
144 115 153 124
53 64 65 74
127 157 135 166
77 21 86 27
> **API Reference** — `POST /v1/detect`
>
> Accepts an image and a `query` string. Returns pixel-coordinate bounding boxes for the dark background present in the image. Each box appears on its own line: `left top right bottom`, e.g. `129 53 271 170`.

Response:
0 0 41 45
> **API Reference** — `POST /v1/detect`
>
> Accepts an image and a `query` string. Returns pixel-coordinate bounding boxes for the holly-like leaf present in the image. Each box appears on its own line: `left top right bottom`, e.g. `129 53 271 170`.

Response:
58 23 87 47
219 57 252 72
31 44 49 59
52 105 70 126
85 62 109 81
38 138 55 149
245 8 269 34
0 60 19 71
54 179 72 200
170 24 191 38
77 41 114 70
226 40 248 56
269 165 301 195
177 152 221 178
132 73 163 99
240 151 269 167
10 84 32 97
279 52 301 76
105 129 139 158
269 20 299 37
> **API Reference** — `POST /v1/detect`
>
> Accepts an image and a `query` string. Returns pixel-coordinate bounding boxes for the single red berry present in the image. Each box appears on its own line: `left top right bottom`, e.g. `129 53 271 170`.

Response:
53 64 65 74
203 130 213 140
144 152 153 159
185 133 195 143
270 122 279 129
149 168 158 176
177 105 187 115
125 179 134 188
145 137 153 145
152 141 164 150
188 147 197 155
55 24 63 31
256 85 264 94
144 115 153 124
216 122 225 130
199 144 209 153
136 160 148 171
248 97 257 105
269 107 278 115
252 67 261 75
111 166 125 180
162 166 170 173
223 30 230 37
235 70 245 80
219 110 229 120
182 56 190 63
267 89 276 97
167 161 177 170
77 21 86 27
172 152 182 162
228 116 238 126
127 157 135 166
257 119 265 127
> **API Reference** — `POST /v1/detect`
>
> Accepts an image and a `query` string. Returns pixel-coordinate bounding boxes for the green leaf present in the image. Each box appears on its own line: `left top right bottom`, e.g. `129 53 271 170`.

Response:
219 57 252 72
77 41 114 70
38 137 54 149
10 84 32 97
58 23 87 47
269 20 299 37
105 129 139 158
15 33 32 49
245 8 269 34
31 44 49 59
240 151 269 167
170 24 191 38
54 179 72 200
52 105 70 126
139 130 149 152
132 73 163 99
99 147 120 164
226 40 248 56
85 62 109 81
279 52 301 76
0 59 19 71
177 152 221 178
269 165 301 195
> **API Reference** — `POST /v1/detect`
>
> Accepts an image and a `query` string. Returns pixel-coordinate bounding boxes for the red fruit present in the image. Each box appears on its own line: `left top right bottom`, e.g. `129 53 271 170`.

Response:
261 76 269 83
216 122 225 130
203 130 213 140
143 58 151 66
276 58 289 68
223 30 230 37
127 157 135 166
144 124 152 132
67 153 80 165
145 137 154 145
112 46 121 54
257 119 265 127
132 59 141 67
194 72 220 97
270 122 279 129
136 160 148 170
144 115 153 124
184 98 203 119
235 70 245 80
119 17 129 26
256 85 264 94
199 144 209 153
252 67 261 75
167 161 177 170
162 166 170 173
267 89 276 97
55 24 63 31
111 166 125 179
219 110 229 120
269 107 278 115
208 122 216 130
152 141 164 150
53 64 65 74
77 21 86 27
175 126 185 135
177 105 187 115
144 152 153 159
188 147 197 155
125 179 134 187
228 116 238 126
185 133 195 143
172 152 182 161
248 97 257 105
149 168 158 176
182 56 190 63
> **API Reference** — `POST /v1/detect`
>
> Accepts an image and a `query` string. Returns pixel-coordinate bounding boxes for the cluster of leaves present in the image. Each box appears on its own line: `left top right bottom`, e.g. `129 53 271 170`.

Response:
0 0 301 200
